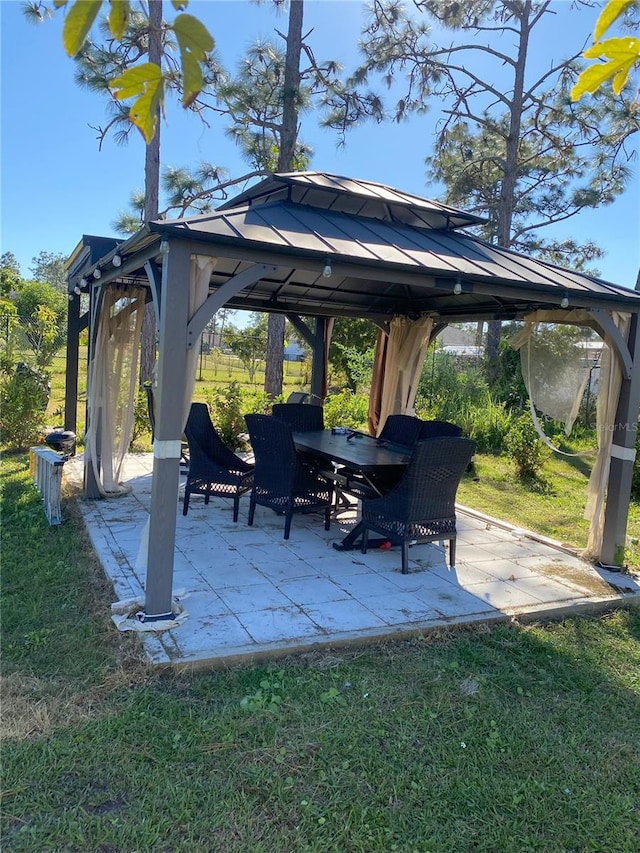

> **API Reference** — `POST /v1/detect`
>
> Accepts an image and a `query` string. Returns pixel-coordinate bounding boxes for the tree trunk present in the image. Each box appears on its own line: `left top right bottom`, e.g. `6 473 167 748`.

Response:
486 1 531 382
139 0 163 386
264 0 304 399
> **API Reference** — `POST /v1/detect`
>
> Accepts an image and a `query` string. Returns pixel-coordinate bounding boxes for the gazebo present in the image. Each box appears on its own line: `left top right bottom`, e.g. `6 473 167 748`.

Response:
64 172 640 626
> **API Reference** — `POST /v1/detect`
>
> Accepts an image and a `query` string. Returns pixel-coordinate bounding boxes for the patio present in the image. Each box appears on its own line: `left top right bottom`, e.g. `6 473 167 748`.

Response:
65 453 640 670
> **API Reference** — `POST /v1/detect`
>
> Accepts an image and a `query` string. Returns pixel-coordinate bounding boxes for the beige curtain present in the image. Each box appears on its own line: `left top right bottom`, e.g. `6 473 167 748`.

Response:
181 254 215 423
375 316 434 436
510 308 631 560
85 286 146 496
368 329 388 435
583 311 631 559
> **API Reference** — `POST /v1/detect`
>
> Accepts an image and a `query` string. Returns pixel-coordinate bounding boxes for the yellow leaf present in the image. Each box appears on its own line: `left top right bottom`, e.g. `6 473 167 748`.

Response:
62 0 103 56
583 36 640 61
172 13 214 107
612 61 635 94
594 0 633 42
171 0 188 9
108 0 130 40
571 50 638 100
110 62 162 99
109 63 164 143
128 84 163 143
53 0 68 8
571 63 619 100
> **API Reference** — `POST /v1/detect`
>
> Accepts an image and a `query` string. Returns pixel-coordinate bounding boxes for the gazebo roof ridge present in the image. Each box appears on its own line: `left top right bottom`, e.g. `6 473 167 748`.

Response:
213 170 488 231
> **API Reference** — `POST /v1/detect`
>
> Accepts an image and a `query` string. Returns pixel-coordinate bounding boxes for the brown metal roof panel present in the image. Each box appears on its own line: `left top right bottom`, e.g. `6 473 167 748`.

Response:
409 229 535 282
463 237 610 293
251 205 337 253
354 215 509 278
178 215 240 240
306 209 422 265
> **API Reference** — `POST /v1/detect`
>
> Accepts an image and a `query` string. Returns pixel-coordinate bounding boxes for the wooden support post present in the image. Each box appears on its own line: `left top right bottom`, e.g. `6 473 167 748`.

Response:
143 241 191 621
601 308 640 566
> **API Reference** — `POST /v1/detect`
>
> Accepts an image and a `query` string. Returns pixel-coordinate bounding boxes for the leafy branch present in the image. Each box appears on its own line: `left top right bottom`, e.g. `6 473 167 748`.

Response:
23 0 214 142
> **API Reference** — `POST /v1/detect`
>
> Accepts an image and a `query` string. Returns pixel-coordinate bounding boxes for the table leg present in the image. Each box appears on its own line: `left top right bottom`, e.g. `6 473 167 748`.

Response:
332 521 364 551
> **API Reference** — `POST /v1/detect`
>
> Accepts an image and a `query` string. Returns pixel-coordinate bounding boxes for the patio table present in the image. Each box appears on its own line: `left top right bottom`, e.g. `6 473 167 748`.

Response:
292 429 411 551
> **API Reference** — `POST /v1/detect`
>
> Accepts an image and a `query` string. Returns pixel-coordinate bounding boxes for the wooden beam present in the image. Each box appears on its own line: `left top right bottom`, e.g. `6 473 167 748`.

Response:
144 241 192 621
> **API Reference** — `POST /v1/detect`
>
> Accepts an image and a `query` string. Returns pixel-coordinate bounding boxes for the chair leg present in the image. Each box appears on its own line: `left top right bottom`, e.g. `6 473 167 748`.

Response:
284 511 293 540
233 494 240 523
361 527 369 555
248 496 256 526
183 486 190 516
401 542 409 574
324 505 331 531
449 536 456 567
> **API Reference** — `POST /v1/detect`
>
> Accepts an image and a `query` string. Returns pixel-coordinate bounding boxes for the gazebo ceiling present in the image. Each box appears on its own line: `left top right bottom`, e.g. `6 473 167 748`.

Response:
68 171 640 322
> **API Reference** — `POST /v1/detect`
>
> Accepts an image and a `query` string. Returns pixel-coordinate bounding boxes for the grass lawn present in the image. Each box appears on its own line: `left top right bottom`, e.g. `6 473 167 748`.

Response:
2 453 640 852
458 452 640 574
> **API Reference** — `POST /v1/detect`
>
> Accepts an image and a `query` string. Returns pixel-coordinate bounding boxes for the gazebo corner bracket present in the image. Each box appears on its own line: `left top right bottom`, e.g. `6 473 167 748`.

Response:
186 263 277 347
590 309 633 380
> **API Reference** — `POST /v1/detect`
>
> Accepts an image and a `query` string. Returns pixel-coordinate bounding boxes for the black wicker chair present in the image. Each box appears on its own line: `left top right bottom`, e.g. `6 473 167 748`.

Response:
418 419 463 440
342 414 423 499
379 414 423 447
360 436 476 574
271 402 324 432
286 391 310 404
183 403 254 522
244 414 334 539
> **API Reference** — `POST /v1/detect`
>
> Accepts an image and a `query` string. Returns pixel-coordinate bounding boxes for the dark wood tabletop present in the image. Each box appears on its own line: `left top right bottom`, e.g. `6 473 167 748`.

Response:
292 430 411 472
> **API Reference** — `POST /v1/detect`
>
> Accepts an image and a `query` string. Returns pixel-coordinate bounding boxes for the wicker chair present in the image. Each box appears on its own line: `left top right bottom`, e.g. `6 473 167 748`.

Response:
183 403 254 522
286 391 310 404
379 414 423 447
271 402 324 432
342 414 423 499
418 419 463 440
244 414 334 539
360 436 476 573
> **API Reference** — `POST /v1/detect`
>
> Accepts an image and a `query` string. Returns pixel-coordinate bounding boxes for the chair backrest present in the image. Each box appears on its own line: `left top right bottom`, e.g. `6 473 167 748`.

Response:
379 414 423 447
389 437 476 523
418 419 463 440
245 414 299 494
185 402 246 469
272 402 324 432
287 391 310 404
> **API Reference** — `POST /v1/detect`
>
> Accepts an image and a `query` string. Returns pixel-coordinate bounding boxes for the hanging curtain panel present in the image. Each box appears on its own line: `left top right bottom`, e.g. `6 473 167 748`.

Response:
511 308 631 560
583 311 631 559
375 316 434 437
85 285 146 496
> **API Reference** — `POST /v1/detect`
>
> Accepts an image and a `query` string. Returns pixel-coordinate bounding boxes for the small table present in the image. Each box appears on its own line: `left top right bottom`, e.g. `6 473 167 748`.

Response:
292 430 411 551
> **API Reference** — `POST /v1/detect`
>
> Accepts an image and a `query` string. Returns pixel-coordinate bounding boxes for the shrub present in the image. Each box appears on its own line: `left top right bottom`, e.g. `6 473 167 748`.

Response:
208 381 246 449
416 350 488 422
505 415 551 480
323 390 369 429
130 386 152 449
457 396 517 454
0 365 50 450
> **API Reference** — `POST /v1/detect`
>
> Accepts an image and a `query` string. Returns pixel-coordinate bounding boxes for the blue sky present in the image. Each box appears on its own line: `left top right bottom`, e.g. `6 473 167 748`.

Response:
1 0 638 288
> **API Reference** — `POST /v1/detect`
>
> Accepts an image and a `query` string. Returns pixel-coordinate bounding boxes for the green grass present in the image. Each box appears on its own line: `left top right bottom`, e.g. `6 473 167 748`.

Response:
2 455 640 852
458 452 640 573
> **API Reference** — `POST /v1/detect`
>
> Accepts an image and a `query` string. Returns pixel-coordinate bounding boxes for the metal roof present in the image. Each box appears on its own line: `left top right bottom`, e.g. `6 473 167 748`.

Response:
69 171 640 321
